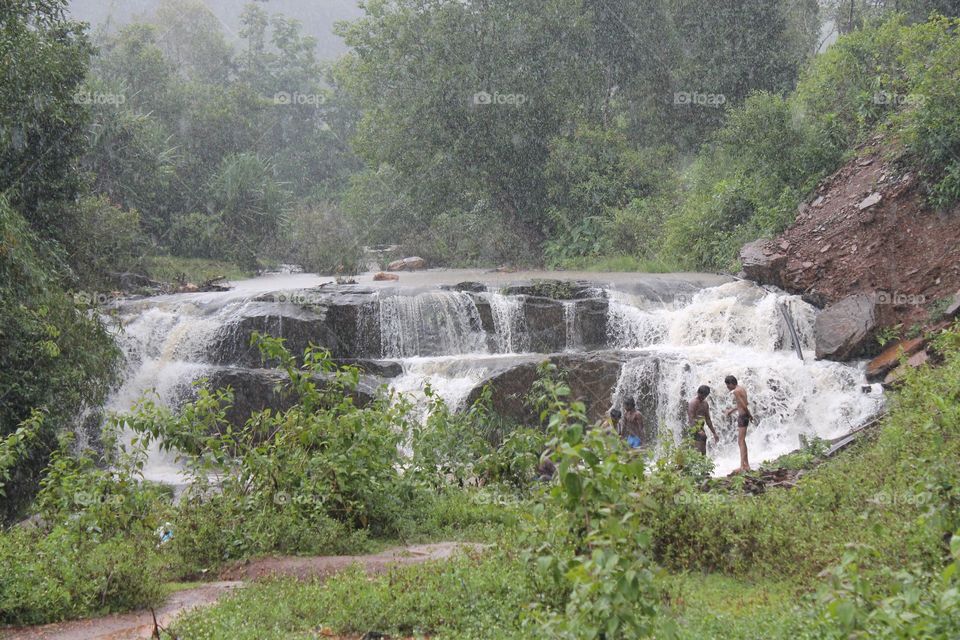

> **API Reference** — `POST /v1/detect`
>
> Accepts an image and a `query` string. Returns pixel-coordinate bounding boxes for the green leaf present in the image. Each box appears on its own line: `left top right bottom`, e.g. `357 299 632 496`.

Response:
562 472 582 500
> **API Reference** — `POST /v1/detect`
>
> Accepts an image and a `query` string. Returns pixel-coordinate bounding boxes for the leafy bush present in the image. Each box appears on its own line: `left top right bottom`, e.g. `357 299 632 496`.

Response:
67 195 145 285
127 335 414 564
814 535 960 638
527 363 666 639
269 203 363 274
0 428 168 625
410 205 539 268
900 16 960 207
0 197 120 522
662 92 836 270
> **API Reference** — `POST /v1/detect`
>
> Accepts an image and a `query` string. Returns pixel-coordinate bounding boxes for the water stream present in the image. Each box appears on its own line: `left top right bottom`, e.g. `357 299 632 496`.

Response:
102 271 882 481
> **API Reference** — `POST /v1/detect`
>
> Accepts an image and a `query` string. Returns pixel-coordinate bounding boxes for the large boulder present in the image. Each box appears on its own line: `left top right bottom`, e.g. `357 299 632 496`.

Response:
204 367 380 427
522 297 566 352
571 297 609 350
465 352 628 425
208 299 382 365
945 289 960 319
814 293 879 361
387 256 427 271
740 239 787 289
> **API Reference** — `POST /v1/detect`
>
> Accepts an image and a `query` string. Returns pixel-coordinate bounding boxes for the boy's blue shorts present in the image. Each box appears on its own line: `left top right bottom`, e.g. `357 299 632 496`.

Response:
626 435 641 448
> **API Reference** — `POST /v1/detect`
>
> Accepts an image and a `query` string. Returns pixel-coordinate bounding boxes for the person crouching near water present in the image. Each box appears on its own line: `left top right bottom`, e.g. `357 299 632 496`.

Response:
687 385 719 455
620 397 644 448
724 375 752 473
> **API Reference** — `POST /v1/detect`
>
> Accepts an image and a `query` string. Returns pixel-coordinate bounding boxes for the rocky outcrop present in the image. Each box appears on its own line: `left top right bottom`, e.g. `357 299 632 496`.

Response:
865 336 926 382
573 297 610 350
502 280 602 300
738 143 960 331
946 289 960 318
464 352 631 425
881 350 930 388
739 239 788 289
522 297 567 353
208 299 381 366
814 293 879 361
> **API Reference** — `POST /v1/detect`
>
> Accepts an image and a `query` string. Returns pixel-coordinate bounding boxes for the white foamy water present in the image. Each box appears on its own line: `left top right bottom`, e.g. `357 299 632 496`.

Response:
606 281 881 475
485 292 529 353
378 291 487 358
99 272 880 483
104 296 265 484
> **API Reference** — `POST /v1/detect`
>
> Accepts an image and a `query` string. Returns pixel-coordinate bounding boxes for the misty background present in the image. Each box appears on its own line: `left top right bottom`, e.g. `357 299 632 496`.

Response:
68 0 363 58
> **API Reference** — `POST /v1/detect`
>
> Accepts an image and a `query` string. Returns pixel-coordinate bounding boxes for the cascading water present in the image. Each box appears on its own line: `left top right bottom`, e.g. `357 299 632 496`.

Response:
563 301 581 352
102 272 332 483
99 272 881 483
105 302 226 484
378 291 487 358
485 292 529 353
607 281 882 475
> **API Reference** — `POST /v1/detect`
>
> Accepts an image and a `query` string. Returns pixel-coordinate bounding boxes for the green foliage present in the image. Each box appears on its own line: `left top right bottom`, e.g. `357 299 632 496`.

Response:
269 203 363 275
900 17 960 207
663 92 837 270
201 153 292 268
0 411 45 500
814 537 960 638
138 255 252 284
0 0 92 245
664 573 813 639
763 436 830 471
0 428 168 625
171 552 536 640
411 384 546 491
335 0 819 268
129 335 411 544
82 1 360 268
878 324 905 347
67 195 145 285
528 363 665 639
0 197 120 522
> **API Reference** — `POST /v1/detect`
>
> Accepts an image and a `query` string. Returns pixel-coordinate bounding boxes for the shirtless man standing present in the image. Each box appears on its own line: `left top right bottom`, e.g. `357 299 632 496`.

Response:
724 375 751 472
687 385 719 455
621 398 644 448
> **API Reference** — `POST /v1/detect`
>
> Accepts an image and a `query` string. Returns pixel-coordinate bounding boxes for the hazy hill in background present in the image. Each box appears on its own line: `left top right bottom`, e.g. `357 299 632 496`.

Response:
68 0 363 59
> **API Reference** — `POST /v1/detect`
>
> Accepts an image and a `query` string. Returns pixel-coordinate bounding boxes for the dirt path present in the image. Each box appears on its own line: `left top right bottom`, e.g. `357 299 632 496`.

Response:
2 542 484 640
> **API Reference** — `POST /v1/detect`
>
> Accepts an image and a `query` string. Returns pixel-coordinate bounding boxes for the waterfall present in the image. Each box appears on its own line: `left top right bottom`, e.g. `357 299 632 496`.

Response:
485 292 528 354
606 293 669 348
606 281 882 475
607 281 817 354
104 300 240 484
563 301 581 352
99 272 881 482
379 291 487 358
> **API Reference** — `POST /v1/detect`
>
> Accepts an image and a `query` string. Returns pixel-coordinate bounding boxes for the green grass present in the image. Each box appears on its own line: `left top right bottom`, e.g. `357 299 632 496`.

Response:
167 551 534 640
665 573 815 639
139 255 253 284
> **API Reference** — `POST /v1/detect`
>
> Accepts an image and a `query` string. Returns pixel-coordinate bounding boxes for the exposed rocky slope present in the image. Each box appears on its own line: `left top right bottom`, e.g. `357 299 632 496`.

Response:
742 143 959 320
741 142 960 365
